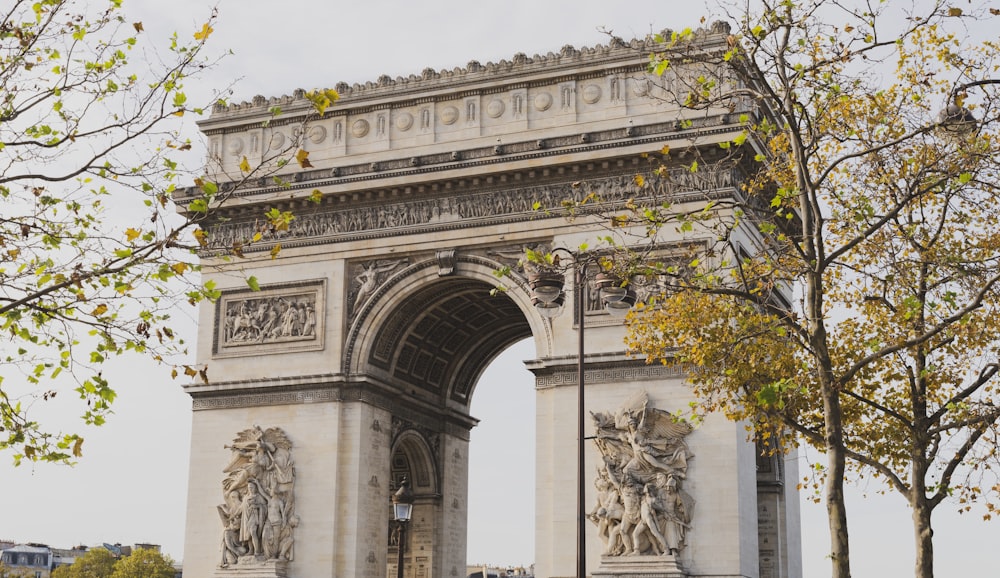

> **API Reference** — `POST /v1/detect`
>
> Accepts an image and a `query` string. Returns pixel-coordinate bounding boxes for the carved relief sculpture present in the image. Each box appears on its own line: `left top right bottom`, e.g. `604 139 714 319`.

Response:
349 259 406 316
207 168 740 252
223 294 316 345
590 391 695 557
214 282 325 359
218 426 298 567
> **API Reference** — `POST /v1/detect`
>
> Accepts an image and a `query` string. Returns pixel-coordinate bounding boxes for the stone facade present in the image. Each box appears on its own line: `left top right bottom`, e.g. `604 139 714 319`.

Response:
180 23 801 578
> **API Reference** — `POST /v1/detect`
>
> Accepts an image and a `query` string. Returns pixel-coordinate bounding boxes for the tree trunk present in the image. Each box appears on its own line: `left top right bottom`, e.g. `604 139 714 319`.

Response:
912 496 934 578
822 379 852 578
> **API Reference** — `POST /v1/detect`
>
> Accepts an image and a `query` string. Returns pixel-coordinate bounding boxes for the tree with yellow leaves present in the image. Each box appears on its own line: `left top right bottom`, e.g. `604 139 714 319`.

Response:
0 0 334 465
618 2 1000 577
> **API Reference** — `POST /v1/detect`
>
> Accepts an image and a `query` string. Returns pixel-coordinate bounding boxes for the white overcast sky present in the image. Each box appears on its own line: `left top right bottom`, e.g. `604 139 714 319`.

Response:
5 0 1000 576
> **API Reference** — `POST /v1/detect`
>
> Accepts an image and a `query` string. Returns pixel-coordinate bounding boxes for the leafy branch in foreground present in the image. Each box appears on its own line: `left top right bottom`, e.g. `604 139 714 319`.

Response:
0 0 336 465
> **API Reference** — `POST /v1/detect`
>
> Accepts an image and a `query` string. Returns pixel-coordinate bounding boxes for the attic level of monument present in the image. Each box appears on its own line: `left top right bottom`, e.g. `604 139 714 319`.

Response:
203 23 732 124
180 23 745 219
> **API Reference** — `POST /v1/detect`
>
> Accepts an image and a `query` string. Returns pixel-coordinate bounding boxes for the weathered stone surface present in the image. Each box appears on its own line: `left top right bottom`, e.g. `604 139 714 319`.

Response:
212 558 289 578
593 554 687 578
181 26 801 578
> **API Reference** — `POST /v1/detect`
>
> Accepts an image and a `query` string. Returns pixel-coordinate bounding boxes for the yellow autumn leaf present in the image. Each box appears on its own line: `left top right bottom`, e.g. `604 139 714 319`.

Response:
193 23 214 41
295 149 313 168
634 175 646 187
270 243 282 259
92 304 108 316
305 88 340 116
125 228 141 242
171 262 188 275
239 155 251 173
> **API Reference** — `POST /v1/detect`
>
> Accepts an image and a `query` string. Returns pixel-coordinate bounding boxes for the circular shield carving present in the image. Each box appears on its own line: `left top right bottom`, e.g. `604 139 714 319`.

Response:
487 99 505 119
440 106 459 125
632 77 651 97
308 125 327 144
226 138 244 156
534 92 553 111
582 84 602 104
352 119 370 138
396 112 414 131
269 132 285 149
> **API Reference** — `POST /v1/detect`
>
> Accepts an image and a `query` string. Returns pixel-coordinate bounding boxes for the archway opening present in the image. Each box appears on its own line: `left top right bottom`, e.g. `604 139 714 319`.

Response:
467 338 537 573
366 273 539 578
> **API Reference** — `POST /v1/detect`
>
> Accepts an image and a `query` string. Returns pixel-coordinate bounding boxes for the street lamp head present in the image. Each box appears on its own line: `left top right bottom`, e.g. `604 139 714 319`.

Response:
937 102 978 135
604 288 637 318
392 477 415 522
599 286 628 303
528 271 566 304
532 293 565 318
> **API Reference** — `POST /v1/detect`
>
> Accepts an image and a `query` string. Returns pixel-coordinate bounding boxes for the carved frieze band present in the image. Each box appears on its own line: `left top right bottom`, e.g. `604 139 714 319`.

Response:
534 363 685 389
213 280 325 358
206 167 741 252
192 387 342 411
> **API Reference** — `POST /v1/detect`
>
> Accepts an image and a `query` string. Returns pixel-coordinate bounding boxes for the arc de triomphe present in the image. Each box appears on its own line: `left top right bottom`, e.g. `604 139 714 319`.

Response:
179 24 802 578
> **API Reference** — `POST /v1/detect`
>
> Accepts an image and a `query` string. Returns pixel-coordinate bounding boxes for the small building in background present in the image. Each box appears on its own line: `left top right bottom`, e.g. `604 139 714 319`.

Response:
0 543 52 578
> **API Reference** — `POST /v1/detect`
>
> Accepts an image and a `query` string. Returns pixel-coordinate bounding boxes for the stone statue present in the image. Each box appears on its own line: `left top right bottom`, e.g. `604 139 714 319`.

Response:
590 391 696 557
589 469 624 555
657 474 691 555
351 260 404 313
218 426 297 567
240 480 268 556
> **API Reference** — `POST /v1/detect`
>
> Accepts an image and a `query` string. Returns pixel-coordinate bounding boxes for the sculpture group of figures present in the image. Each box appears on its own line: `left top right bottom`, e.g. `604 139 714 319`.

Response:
218 426 298 567
590 391 695 557
223 295 316 345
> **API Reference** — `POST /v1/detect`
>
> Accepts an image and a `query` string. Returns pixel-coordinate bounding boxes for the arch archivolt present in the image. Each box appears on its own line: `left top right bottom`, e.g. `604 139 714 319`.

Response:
343 250 552 408
390 424 440 495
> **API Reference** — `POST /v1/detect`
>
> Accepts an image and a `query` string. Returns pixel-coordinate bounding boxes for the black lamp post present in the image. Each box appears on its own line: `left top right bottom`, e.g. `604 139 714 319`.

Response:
527 249 636 578
392 477 415 578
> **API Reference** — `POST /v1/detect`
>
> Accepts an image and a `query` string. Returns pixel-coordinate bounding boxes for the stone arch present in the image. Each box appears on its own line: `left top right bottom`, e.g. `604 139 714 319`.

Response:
390 427 439 495
344 252 550 410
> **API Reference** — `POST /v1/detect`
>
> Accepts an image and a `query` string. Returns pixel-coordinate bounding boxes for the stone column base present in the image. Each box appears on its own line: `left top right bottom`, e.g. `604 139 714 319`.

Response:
213 558 289 578
592 555 687 578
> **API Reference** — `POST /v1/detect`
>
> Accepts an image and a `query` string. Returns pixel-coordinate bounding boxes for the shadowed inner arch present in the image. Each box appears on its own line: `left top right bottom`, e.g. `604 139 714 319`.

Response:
368 277 531 408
